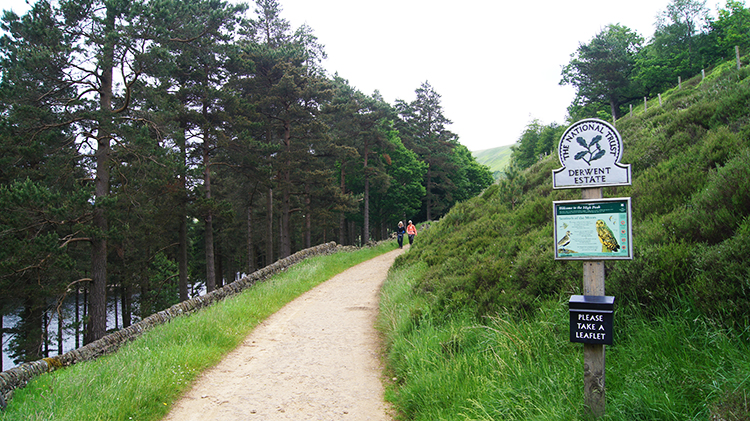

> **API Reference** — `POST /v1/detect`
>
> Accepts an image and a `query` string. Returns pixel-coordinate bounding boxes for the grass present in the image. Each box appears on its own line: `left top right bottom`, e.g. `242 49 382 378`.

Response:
0 241 396 421
378 263 750 420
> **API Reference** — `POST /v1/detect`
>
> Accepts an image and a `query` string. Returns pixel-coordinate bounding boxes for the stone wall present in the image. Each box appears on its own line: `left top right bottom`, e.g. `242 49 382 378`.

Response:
0 241 341 408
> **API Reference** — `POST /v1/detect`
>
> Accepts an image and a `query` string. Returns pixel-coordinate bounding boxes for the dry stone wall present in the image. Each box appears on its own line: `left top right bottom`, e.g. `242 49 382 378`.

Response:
0 241 341 408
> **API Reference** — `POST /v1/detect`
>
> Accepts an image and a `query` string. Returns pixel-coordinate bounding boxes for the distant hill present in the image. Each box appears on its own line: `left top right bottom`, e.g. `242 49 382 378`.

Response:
472 144 513 179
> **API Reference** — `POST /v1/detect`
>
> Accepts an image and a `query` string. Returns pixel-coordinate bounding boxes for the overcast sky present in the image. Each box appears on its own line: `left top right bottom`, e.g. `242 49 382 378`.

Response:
2 0 716 151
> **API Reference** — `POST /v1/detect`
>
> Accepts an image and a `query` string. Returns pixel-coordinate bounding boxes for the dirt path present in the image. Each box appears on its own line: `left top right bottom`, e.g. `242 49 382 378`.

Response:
163 247 405 421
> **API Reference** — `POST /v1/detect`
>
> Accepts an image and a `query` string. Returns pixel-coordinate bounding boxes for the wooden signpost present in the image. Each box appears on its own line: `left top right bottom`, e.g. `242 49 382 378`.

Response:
552 119 632 417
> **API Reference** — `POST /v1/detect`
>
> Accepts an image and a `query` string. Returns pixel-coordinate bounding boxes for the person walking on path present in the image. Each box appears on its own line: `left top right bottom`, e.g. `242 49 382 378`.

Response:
396 221 406 248
406 220 417 246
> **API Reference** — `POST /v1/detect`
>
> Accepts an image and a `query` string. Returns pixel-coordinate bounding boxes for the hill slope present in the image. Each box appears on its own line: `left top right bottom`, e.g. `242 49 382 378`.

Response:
472 144 513 178
402 58 750 325
382 58 750 419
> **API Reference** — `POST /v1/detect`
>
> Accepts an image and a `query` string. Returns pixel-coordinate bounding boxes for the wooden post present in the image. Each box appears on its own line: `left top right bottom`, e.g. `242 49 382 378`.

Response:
678 76 682 89
582 187 606 417
702 69 705 80
629 104 633 117
658 93 662 107
643 97 647 112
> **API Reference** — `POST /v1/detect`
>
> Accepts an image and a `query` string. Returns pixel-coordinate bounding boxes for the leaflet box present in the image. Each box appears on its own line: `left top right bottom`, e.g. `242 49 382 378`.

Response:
569 295 614 345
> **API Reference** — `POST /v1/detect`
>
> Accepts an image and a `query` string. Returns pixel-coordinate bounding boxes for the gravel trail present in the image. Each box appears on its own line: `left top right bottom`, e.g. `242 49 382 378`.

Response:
162 247 405 421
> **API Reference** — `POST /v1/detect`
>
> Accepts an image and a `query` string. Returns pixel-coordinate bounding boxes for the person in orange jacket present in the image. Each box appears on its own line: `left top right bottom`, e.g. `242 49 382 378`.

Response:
406 220 417 245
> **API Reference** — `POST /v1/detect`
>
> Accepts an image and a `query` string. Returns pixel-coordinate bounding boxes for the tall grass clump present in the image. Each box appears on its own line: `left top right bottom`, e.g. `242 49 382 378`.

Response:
0 242 396 421
379 265 750 420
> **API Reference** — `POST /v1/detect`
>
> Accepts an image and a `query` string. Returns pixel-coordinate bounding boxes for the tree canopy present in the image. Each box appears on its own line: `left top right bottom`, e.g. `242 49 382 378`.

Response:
0 0 491 364
512 0 750 173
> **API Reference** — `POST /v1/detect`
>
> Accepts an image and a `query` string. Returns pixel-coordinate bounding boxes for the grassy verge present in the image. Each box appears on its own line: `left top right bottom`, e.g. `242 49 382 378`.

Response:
379 263 750 420
0 242 396 421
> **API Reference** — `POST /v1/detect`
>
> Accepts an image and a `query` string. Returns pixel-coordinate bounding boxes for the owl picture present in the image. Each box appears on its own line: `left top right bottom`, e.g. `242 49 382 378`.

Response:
595 219 620 252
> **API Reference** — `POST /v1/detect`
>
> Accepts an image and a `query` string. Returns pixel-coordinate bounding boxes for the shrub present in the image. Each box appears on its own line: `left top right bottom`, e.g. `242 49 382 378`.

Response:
691 216 750 329
674 148 750 244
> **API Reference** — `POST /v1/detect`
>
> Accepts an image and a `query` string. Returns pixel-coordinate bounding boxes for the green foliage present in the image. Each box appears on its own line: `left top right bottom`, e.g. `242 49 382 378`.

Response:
711 0 750 56
374 125 427 223
561 24 643 120
395 81 490 222
510 120 565 170
450 144 494 203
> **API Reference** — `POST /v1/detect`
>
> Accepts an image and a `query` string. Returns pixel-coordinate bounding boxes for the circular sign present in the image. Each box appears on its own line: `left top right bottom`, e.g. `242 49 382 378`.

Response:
552 118 631 189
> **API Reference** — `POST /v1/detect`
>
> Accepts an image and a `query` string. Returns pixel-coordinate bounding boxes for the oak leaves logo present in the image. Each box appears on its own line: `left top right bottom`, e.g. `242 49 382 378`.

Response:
575 135 605 166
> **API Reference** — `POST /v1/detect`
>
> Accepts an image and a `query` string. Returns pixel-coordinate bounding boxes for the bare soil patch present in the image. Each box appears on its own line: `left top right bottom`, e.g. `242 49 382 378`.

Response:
162 247 405 421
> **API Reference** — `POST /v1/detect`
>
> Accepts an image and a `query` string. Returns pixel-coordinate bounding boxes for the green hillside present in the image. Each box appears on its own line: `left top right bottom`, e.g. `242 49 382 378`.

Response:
472 144 513 178
380 58 750 419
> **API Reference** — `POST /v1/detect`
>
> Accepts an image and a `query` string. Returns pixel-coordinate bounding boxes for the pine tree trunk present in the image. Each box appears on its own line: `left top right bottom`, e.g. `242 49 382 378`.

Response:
57 308 63 355
339 165 346 245
364 176 370 243
281 182 291 258
179 214 188 301
178 129 189 302
75 286 80 349
87 6 116 344
216 244 224 288
609 98 619 121
203 124 216 292
121 285 131 328
280 121 292 259
363 148 370 244
266 187 274 265
20 294 44 362
305 184 311 248
247 206 255 273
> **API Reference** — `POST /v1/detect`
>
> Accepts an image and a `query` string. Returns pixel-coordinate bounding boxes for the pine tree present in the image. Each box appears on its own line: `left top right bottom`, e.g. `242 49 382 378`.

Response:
397 81 459 221
236 0 332 257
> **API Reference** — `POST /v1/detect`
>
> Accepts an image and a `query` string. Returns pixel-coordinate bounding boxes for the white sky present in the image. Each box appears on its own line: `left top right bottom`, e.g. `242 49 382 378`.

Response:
1 0 717 150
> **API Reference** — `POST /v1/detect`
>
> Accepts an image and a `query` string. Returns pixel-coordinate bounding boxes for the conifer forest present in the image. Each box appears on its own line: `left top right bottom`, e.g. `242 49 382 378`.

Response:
0 0 494 367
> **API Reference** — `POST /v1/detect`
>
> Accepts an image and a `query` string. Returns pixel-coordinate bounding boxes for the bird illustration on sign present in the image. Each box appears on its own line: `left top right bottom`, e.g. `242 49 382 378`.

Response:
557 230 578 254
557 230 571 247
596 219 620 252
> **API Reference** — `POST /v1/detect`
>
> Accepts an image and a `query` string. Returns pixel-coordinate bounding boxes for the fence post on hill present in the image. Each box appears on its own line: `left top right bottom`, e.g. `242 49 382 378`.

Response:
552 119 633 418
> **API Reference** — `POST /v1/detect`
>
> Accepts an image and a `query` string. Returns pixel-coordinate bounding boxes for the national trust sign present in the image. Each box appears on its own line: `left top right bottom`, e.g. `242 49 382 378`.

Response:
553 118 631 189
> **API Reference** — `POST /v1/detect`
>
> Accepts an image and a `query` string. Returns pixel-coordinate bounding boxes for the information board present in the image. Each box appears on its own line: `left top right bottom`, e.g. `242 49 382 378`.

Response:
553 197 632 260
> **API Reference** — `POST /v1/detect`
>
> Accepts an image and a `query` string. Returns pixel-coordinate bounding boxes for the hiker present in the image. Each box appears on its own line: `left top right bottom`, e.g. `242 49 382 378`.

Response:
406 220 417 245
396 221 406 248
